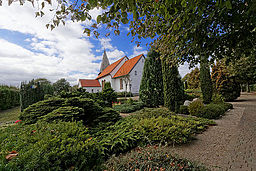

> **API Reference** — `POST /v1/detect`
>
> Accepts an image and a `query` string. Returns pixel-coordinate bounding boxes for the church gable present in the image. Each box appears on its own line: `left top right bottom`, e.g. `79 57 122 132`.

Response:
113 54 144 78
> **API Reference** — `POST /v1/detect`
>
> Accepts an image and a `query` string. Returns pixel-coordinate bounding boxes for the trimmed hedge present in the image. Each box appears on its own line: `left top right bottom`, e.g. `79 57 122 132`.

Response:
188 100 204 116
0 86 20 110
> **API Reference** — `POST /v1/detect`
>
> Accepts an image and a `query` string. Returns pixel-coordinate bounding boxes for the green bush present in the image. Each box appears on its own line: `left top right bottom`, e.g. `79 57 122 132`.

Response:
40 106 84 122
183 93 198 101
113 101 144 113
132 107 172 119
0 121 103 170
105 146 206 171
0 86 20 110
94 117 142 157
222 102 233 111
19 97 121 127
19 97 65 124
179 105 189 114
197 103 226 119
188 100 204 116
116 92 133 97
102 82 117 107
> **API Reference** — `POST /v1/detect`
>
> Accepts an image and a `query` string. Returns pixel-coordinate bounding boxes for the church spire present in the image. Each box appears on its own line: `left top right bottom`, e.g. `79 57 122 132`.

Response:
100 49 110 73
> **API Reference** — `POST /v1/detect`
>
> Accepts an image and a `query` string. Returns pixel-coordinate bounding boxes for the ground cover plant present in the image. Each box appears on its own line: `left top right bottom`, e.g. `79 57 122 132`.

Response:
0 121 103 171
0 107 20 123
105 145 207 171
113 98 144 113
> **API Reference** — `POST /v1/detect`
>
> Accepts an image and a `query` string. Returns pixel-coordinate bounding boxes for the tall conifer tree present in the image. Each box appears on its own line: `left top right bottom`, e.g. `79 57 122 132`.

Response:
139 49 164 107
161 57 184 112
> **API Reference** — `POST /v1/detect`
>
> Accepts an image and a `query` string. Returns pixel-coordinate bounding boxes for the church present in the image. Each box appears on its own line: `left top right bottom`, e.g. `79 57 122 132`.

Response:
78 50 145 95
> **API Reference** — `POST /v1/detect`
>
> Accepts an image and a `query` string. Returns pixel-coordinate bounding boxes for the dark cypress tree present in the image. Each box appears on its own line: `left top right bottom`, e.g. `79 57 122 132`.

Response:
162 57 184 112
139 49 164 107
200 55 213 104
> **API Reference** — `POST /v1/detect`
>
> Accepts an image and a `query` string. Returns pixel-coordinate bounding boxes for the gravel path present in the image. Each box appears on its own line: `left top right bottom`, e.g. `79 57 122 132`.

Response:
166 93 256 170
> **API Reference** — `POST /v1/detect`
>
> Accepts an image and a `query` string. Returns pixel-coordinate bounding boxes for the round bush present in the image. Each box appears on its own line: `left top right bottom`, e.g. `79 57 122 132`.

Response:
179 105 189 114
198 104 226 119
188 100 204 116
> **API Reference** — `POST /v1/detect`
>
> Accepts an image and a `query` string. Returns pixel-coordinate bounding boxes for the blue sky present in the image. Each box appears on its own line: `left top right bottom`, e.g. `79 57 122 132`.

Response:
0 1 191 86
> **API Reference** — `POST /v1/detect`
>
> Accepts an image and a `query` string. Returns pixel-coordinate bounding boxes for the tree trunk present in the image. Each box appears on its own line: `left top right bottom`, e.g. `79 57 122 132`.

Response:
247 82 250 92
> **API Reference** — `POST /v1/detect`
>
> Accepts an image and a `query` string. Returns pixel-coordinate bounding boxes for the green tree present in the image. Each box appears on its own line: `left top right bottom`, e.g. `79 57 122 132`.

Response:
211 60 241 101
53 78 70 95
230 55 256 92
162 57 184 112
182 67 200 90
102 82 117 107
139 49 164 107
200 56 213 104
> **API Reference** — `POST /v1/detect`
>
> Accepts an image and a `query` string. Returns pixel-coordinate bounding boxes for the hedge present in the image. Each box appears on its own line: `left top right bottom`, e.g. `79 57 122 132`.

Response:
0 86 20 110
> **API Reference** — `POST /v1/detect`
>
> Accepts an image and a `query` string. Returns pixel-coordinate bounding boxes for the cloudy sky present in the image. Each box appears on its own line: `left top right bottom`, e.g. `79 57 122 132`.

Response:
0 1 191 86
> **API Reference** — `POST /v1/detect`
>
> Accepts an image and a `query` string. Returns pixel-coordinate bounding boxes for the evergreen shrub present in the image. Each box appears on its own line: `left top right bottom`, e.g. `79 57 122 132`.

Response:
0 121 103 170
197 104 226 119
188 100 204 116
105 146 206 171
179 105 189 114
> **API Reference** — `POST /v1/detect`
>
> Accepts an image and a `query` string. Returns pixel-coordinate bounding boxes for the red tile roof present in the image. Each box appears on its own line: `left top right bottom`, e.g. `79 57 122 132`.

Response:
96 57 126 79
113 54 144 78
79 79 101 87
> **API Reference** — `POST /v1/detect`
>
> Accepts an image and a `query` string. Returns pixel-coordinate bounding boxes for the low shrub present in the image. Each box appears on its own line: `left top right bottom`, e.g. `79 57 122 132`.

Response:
113 101 144 113
179 105 189 114
188 100 204 116
0 121 103 170
20 97 121 126
40 106 84 122
116 92 133 97
94 117 141 157
19 97 65 124
197 104 226 119
183 93 197 101
222 102 233 111
104 146 207 171
132 107 172 119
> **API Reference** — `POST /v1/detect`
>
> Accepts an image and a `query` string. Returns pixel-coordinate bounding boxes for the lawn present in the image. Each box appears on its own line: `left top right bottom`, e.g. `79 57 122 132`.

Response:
0 107 20 123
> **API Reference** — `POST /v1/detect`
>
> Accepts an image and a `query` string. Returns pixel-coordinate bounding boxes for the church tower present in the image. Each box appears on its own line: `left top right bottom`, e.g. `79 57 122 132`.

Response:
100 49 110 73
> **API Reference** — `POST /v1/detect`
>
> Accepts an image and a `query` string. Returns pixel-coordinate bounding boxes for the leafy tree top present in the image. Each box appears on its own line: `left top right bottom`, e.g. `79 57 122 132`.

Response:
4 0 256 65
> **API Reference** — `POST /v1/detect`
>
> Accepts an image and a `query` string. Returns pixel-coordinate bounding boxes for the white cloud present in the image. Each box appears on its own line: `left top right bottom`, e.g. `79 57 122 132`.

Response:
132 45 147 57
99 37 115 50
0 2 101 86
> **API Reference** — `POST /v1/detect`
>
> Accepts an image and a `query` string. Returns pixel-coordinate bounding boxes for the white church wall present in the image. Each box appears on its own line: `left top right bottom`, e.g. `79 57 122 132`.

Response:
130 56 145 95
83 87 101 93
113 77 131 93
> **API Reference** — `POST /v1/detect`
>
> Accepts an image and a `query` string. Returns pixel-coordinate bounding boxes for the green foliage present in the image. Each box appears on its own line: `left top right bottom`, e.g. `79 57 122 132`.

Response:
139 49 164 107
197 104 226 119
0 86 20 110
116 92 133 98
0 121 103 170
188 100 204 116
162 58 184 112
20 79 54 111
40 106 84 122
102 82 117 107
200 56 213 104
211 60 241 101
19 97 65 124
94 117 141 157
132 107 172 119
19 96 120 127
179 105 189 114
113 101 144 113
105 146 207 171
53 78 71 95
182 67 200 89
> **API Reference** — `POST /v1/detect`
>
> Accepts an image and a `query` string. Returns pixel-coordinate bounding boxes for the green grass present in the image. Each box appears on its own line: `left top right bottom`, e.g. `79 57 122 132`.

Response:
0 107 20 123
